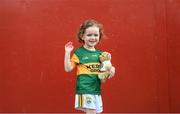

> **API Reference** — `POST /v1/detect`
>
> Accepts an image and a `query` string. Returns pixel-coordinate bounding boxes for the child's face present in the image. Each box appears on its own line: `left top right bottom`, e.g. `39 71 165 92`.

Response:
82 26 100 48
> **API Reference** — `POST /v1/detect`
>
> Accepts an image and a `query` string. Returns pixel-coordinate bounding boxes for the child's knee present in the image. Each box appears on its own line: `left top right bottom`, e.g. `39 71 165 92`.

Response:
86 108 96 114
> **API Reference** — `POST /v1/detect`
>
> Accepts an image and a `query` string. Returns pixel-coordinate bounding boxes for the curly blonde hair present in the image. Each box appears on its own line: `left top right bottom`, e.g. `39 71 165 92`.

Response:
77 19 104 42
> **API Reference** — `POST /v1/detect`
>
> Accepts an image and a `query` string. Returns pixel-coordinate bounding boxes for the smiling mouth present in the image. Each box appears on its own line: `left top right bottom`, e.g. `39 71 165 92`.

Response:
89 41 96 44
89 40 97 42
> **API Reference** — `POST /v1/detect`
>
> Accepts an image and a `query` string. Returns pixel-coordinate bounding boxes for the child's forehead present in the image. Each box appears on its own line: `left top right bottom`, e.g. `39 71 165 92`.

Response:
85 26 100 33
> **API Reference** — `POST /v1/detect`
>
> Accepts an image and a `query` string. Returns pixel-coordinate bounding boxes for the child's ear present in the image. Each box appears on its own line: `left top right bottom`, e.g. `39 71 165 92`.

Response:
81 36 84 40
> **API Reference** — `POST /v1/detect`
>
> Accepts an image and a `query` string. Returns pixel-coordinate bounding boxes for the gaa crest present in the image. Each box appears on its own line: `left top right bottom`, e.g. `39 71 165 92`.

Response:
86 96 92 104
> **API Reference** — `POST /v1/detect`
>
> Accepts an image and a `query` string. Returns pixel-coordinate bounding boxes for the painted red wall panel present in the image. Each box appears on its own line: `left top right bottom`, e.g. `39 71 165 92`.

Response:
166 0 180 112
0 0 179 113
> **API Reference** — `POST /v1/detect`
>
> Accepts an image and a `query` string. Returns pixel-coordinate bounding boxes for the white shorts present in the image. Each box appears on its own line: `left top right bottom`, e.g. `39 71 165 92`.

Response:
75 94 103 113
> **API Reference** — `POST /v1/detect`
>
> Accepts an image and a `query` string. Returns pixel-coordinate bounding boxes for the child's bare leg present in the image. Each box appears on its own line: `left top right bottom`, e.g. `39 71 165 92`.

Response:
86 108 96 114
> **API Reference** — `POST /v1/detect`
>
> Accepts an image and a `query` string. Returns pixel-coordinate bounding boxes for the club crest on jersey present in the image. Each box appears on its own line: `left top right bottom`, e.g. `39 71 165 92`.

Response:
82 56 89 60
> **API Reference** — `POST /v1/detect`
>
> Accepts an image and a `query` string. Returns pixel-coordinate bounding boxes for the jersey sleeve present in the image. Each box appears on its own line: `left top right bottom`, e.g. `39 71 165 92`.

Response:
70 53 80 68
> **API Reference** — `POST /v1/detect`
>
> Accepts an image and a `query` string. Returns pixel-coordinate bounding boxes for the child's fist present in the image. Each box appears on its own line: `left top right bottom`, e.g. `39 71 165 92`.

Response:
98 71 110 80
65 42 74 52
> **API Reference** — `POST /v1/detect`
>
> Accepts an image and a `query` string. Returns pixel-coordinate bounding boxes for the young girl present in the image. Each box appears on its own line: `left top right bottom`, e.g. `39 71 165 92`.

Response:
64 19 115 114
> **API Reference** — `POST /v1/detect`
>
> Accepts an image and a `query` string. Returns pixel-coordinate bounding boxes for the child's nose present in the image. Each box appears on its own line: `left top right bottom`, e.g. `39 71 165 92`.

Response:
90 36 96 39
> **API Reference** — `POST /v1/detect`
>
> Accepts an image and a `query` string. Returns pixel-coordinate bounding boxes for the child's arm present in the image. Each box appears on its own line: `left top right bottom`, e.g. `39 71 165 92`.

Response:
64 42 74 72
108 66 115 79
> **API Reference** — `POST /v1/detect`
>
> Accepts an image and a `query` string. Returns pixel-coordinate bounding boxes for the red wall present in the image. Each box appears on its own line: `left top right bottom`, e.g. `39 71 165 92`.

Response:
0 0 180 113
166 0 180 112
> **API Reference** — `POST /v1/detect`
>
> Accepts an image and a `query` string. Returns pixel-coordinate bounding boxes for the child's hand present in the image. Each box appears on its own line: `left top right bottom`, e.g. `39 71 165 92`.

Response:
65 41 74 52
106 52 111 60
108 66 115 79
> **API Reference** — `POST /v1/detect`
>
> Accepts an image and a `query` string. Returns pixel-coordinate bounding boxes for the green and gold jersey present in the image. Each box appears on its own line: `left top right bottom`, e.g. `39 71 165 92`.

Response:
71 46 102 95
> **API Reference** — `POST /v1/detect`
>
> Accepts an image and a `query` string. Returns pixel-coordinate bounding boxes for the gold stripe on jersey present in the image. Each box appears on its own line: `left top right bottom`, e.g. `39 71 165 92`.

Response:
70 54 80 68
76 62 101 75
